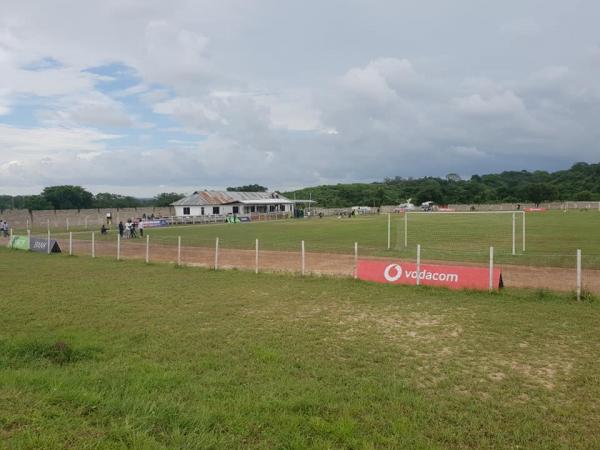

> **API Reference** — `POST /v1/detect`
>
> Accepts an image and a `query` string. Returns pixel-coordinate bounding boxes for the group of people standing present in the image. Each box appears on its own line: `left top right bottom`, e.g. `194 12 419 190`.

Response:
100 219 144 238
119 219 144 239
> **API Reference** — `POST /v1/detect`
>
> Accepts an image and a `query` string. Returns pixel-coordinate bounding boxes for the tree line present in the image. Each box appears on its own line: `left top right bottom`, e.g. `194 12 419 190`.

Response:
2 162 598 211
283 162 600 208
0 186 185 211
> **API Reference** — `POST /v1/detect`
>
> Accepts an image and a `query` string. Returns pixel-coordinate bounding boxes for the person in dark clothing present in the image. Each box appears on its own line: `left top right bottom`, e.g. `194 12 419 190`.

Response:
118 221 124 237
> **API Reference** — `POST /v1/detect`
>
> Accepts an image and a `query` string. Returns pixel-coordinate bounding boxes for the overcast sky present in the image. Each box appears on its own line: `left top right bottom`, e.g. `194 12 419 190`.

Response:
1 0 599 196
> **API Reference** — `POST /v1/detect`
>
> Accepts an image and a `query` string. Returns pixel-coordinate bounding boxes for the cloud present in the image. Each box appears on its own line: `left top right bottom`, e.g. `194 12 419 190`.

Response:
0 124 118 158
340 58 416 103
455 90 527 116
1 1 600 195
451 146 486 158
500 18 542 36
37 91 136 128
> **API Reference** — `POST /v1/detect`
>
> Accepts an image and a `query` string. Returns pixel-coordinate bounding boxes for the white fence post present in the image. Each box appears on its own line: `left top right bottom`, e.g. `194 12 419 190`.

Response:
26 218 29 230
177 236 181 266
92 232 95 258
416 244 421 286
387 213 391 250
522 212 526 252
47 230 51 254
576 249 582 301
145 234 150 263
47 219 50 234
512 212 516 256
69 232 73 256
27 229 31 241
85 216 88 230
66 217 69 231
404 213 408 248
255 239 259 274
301 240 305 276
489 246 494 291
214 237 219 270
354 242 358 279
117 234 121 261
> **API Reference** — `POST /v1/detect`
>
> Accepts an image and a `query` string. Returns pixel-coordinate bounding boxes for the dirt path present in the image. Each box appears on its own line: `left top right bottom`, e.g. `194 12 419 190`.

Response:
65 238 599 294
3 236 598 294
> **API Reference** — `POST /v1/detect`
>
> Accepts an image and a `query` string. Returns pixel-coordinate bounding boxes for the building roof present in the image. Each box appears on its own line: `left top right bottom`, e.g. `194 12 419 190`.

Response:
172 190 292 206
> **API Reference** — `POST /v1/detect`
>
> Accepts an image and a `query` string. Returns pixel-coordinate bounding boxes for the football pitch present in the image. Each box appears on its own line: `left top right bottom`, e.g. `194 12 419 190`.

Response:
1 249 599 449
62 210 600 268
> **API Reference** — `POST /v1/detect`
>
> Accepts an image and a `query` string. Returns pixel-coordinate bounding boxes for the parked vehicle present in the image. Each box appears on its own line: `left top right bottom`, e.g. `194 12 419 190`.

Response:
394 199 417 212
421 201 436 212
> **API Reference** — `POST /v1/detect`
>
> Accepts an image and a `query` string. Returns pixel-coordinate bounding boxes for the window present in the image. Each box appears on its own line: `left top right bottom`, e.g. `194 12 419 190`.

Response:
183 207 191 215
280 204 286 211
269 205 276 212
201 207 204 215
213 206 220 215
233 206 239 214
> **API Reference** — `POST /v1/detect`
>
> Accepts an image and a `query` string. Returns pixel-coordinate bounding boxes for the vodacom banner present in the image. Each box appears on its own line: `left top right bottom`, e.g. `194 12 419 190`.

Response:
357 260 502 290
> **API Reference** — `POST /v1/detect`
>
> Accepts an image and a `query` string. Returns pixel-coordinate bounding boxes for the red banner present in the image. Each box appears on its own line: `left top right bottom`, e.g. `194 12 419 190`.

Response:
524 208 546 212
357 260 502 290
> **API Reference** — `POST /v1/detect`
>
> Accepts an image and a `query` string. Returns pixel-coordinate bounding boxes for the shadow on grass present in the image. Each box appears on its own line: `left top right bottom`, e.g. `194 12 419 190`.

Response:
0 339 99 367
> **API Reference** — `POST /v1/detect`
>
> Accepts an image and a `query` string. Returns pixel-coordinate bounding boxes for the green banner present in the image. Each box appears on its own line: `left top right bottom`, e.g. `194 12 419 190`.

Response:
8 235 30 251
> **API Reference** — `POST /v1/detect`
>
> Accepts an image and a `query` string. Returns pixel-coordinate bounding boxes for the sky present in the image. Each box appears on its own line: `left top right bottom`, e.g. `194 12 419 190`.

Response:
1 0 599 196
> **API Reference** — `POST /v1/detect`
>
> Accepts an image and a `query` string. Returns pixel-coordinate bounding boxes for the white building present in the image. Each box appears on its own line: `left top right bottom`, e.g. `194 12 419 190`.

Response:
171 190 294 217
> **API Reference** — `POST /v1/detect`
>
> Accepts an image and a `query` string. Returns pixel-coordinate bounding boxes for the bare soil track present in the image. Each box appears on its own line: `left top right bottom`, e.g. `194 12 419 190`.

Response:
51 238 600 294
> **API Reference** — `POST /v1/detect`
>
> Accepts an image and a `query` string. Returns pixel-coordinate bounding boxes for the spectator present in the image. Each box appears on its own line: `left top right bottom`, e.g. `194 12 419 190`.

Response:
101 224 108 235
118 221 124 238
139 220 144 237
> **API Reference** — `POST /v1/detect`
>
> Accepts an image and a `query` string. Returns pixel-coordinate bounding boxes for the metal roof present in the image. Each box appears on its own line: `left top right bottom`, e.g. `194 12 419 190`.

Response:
172 190 292 206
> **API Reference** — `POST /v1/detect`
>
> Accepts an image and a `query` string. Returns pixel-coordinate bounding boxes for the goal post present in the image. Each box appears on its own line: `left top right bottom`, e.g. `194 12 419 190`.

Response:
400 210 526 257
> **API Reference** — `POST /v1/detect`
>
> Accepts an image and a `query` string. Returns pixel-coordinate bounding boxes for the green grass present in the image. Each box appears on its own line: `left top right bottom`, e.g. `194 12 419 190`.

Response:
52 210 600 268
1 249 600 448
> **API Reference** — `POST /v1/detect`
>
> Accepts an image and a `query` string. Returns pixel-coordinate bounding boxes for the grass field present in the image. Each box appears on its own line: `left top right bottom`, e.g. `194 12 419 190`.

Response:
1 249 600 448
52 210 600 268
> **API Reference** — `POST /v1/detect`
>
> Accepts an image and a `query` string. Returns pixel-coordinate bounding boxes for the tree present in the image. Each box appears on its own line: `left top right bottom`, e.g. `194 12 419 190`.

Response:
573 190 593 201
226 184 268 192
23 195 53 210
154 192 185 207
446 173 462 182
41 185 94 210
525 183 559 205
94 193 142 208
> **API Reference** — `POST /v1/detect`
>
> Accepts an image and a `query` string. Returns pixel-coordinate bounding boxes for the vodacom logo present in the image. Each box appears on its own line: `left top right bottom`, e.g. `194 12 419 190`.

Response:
384 263 403 282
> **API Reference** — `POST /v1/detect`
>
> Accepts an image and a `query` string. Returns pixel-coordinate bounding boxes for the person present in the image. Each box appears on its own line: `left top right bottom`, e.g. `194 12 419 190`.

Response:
101 224 108 235
138 219 144 237
2 221 9 237
118 221 124 238
130 221 137 238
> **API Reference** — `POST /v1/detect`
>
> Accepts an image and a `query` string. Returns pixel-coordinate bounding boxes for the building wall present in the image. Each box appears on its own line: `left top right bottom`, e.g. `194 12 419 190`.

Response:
174 203 292 217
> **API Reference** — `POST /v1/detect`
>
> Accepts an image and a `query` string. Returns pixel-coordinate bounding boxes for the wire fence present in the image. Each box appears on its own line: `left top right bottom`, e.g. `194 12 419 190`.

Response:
9 228 598 297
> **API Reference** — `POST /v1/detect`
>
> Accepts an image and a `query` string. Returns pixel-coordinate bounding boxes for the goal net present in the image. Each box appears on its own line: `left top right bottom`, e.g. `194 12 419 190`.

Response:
396 211 526 262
